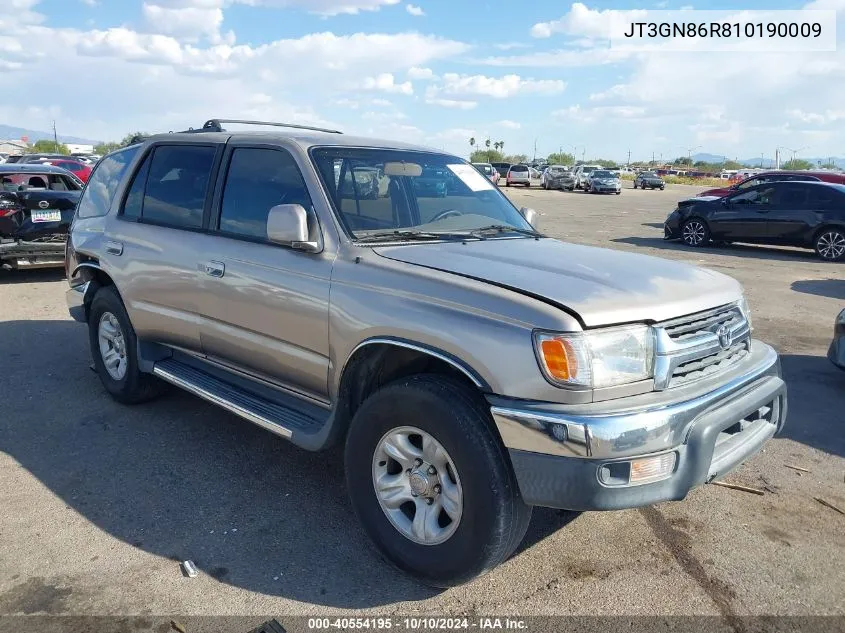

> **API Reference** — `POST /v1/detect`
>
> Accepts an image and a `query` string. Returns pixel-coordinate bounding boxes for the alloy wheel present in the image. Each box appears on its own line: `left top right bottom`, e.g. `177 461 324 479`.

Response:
372 426 463 546
817 230 845 261
98 311 128 380
683 221 707 246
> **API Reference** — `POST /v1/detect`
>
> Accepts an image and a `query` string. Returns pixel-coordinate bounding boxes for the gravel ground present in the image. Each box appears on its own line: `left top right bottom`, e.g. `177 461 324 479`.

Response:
0 181 843 623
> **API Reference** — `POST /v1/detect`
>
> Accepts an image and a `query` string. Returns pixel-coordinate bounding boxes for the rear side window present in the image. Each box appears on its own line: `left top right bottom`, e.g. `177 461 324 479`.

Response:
218 147 313 240
140 145 216 229
75 146 140 219
122 153 152 220
807 186 838 208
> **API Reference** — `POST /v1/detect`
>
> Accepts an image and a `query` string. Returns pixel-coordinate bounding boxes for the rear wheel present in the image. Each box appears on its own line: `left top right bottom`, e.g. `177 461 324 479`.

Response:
88 286 163 404
345 374 532 588
681 218 710 247
633 181 638 189
815 228 845 261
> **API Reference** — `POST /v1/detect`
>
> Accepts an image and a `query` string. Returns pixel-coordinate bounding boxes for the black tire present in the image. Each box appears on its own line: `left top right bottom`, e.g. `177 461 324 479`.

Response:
525 182 530 188
615 191 621 195
633 181 638 189
814 227 845 262
681 218 710 247
505 182 511 187
660 186 665 190
88 285 164 404
345 374 532 588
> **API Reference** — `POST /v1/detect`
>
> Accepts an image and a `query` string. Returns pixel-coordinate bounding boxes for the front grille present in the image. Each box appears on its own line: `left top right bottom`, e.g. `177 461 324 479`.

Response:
654 303 751 390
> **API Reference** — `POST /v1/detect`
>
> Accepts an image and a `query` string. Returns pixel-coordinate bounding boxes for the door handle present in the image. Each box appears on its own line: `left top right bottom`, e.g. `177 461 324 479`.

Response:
105 240 123 256
203 261 225 278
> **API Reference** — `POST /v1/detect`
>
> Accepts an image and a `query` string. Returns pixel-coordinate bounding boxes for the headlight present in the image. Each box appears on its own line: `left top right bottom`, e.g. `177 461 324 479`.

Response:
738 296 753 332
534 325 654 388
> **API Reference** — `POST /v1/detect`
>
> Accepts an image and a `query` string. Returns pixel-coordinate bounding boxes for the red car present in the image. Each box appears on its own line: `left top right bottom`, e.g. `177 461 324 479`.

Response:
697 170 845 197
42 158 92 183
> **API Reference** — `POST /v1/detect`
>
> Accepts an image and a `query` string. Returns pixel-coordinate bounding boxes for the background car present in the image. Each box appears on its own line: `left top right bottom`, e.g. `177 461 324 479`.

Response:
472 162 498 184
634 171 665 190
541 165 575 191
506 164 531 187
413 166 448 197
572 164 601 190
585 169 621 194
43 158 92 183
829 309 845 370
490 162 511 184
664 181 845 261
0 164 82 270
696 171 835 198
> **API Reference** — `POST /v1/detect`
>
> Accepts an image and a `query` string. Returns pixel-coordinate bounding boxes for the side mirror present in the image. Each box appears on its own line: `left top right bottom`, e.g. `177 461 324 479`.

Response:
267 204 321 252
520 206 539 230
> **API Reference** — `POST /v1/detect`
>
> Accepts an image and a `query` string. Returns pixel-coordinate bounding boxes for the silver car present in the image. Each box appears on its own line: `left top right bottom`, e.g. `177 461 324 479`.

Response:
541 165 575 191
506 164 531 187
573 164 601 190
586 169 622 194
65 118 787 588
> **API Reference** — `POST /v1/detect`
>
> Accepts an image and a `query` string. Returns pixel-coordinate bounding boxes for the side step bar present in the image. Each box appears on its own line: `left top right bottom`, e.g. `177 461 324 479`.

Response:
152 359 325 440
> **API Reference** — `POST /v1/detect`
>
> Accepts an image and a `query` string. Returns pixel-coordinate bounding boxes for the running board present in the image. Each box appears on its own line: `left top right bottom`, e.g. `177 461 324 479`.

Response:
152 358 325 440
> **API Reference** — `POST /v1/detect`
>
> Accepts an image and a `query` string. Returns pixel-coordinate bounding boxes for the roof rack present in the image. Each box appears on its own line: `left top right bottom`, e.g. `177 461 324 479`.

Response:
177 119 343 135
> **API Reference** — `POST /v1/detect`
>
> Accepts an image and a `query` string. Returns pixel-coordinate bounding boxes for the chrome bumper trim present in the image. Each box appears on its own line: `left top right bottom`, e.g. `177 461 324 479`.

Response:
491 341 784 460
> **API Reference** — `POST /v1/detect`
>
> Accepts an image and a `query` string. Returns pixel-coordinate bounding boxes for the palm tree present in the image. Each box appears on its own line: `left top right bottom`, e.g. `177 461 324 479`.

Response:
469 137 476 157
499 141 505 159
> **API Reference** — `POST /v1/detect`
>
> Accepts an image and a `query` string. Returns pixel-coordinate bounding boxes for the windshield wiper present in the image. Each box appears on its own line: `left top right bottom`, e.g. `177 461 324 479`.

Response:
468 224 543 238
355 230 478 243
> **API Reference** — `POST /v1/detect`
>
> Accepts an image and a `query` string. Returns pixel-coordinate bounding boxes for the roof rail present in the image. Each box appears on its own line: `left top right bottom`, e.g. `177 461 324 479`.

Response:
177 119 343 135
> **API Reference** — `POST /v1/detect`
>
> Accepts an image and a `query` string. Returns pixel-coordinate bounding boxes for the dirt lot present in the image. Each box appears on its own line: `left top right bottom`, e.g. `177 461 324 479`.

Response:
1 182 843 621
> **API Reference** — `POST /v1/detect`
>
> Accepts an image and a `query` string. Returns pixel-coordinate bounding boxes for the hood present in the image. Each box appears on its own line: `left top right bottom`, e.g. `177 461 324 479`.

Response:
678 196 720 208
373 238 742 328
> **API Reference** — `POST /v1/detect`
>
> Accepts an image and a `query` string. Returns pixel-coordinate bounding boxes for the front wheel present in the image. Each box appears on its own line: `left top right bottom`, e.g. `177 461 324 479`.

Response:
815 228 845 261
345 375 531 587
681 218 710 247
633 181 638 189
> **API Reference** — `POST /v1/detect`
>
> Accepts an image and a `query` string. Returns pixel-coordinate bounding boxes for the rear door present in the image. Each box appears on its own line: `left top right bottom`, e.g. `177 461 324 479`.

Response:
709 184 779 241
765 182 816 245
106 142 224 353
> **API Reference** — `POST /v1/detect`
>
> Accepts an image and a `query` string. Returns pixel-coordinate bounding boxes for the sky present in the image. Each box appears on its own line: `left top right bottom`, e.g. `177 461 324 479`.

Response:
2 0 845 162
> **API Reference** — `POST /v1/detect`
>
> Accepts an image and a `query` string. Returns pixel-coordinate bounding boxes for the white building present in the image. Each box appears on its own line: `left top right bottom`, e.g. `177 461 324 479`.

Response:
66 143 95 154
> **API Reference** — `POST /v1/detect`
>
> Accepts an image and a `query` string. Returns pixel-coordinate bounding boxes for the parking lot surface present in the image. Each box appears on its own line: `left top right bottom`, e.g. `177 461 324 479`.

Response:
1 182 843 618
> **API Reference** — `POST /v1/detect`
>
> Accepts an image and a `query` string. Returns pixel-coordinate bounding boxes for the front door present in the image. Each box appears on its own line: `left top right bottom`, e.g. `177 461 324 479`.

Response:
196 144 334 402
709 184 778 242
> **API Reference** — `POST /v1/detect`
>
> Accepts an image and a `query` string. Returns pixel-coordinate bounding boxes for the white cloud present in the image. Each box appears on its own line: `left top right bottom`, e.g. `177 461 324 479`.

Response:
362 72 413 94
530 2 647 39
370 98 392 106
425 98 477 110
361 109 407 120
335 98 360 108
788 109 845 124
496 120 521 129
81 0 99 6
405 3 424 16
142 3 224 41
407 66 434 80
431 73 566 98
493 42 531 50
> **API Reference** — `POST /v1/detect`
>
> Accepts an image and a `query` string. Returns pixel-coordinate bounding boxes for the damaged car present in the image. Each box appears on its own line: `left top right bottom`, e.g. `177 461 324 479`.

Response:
0 164 82 270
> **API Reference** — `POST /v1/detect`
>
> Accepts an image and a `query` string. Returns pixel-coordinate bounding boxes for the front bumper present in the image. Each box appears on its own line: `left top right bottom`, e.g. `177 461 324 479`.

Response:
829 310 845 371
664 212 681 239
591 183 622 193
489 341 786 511
66 280 91 323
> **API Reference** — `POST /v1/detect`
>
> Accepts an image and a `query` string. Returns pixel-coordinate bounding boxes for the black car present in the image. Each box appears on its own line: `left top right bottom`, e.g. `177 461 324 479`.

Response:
634 171 665 190
664 181 845 261
829 309 845 370
0 164 83 270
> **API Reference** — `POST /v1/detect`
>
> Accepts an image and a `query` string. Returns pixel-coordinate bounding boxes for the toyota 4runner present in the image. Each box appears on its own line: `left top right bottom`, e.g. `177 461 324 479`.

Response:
66 119 787 587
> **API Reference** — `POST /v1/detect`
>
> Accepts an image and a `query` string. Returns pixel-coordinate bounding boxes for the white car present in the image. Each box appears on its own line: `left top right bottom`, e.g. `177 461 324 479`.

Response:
573 164 602 190
505 164 531 187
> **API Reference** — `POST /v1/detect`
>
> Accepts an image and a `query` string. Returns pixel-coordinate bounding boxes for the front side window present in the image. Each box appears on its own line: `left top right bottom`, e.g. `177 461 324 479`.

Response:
218 147 313 240
141 145 216 229
76 145 140 219
312 147 534 240
730 185 777 205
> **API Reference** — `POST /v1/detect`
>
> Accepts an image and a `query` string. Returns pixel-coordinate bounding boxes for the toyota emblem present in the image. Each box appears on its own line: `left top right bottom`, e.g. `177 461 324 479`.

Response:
38 200 50 209
716 324 733 349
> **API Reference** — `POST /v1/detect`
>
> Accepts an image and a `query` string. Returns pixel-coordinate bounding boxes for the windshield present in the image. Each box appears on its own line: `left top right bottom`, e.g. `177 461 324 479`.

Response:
473 163 493 175
641 172 657 178
312 148 534 239
548 166 567 175
592 170 614 178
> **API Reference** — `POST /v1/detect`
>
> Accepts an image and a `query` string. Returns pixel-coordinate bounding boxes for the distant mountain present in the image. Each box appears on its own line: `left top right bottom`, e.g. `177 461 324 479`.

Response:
690 152 844 169
0 124 100 145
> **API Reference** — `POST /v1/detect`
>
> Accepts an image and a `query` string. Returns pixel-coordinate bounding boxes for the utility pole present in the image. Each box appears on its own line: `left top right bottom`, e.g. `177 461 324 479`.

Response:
533 138 537 163
52 120 59 153
652 151 655 165
627 149 631 167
